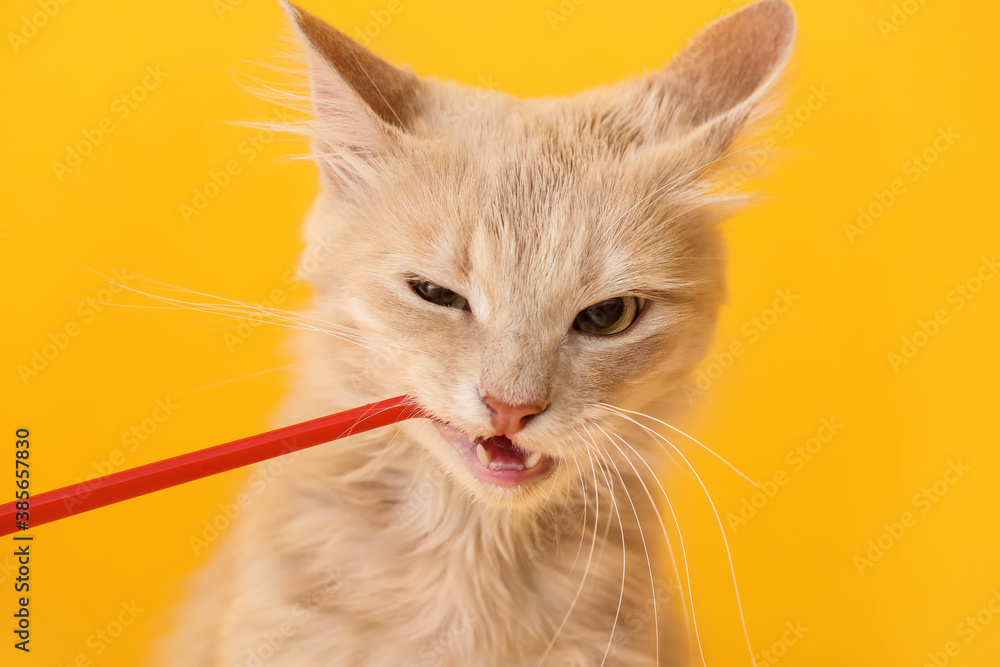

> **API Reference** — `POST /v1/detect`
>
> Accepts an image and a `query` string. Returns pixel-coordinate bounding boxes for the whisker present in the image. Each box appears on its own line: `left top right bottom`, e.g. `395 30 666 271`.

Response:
535 434 603 667
584 438 628 667
110 282 383 356
600 402 758 488
357 410 418 476
596 423 704 667
338 397 423 441
592 429 660 667
601 404 757 666
138 288 365 339
567 454 590 571
74 266 368 342
184 362 305 393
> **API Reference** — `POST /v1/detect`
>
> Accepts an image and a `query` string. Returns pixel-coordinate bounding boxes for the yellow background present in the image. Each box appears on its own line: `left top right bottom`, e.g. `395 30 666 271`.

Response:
3 0 999 665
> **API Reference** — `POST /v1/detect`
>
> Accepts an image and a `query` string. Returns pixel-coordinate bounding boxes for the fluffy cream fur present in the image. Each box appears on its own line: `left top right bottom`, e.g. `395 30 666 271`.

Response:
160 2 796 665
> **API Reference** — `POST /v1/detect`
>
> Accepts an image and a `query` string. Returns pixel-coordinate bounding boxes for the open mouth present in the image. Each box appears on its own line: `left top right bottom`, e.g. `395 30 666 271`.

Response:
433 422 553 486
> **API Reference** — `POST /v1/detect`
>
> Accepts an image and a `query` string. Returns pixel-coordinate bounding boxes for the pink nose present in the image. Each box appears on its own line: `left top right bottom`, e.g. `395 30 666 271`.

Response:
483 396 545 437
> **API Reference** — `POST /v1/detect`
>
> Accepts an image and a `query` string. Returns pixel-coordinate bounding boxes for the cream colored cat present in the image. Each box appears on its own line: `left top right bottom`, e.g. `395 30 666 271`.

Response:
160 1 795 665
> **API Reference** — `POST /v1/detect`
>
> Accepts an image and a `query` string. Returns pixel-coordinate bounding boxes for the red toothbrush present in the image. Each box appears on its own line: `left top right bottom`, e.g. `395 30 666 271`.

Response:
1 396 420 536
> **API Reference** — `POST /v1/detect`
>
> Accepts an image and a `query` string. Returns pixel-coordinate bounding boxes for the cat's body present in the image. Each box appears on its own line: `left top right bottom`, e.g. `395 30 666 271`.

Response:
168 389 674 666
161 2 795 665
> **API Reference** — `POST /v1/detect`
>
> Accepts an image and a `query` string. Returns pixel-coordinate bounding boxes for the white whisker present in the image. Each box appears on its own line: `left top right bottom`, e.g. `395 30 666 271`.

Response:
596 424 704 667
184 362 305 393
99 277 388 358
567 455 590 571
600 402 758 488
593 428 661 667
585 439 627 667
535 432 602 667
601 404 757 666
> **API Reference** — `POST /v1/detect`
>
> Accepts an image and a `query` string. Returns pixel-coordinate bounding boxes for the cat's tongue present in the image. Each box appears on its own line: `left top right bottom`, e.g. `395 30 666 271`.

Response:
474 436 541 471
461 434 548 485
433 421 550 485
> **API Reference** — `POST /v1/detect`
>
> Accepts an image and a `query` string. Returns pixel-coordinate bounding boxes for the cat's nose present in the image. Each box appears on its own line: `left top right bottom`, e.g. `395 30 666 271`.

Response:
483 396 545 437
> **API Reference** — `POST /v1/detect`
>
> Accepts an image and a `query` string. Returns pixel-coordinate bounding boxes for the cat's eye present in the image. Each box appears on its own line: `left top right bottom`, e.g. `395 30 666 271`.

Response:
411 280 469 311
574 296 642 336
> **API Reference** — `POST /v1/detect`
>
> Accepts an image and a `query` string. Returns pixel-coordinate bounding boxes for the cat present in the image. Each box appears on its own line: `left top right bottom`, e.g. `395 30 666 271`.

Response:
160 1 796 665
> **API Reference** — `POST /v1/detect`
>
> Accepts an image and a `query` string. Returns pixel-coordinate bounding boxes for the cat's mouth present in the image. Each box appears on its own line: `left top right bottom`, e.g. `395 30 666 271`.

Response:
433 422 553 486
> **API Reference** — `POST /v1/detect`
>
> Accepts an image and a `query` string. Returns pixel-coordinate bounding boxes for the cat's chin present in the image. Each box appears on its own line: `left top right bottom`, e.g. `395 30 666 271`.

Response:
432 421 555 488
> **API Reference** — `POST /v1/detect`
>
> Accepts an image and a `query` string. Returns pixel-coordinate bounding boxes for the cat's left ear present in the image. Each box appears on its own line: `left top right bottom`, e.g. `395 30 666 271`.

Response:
636 0 797 156
282 1 425 198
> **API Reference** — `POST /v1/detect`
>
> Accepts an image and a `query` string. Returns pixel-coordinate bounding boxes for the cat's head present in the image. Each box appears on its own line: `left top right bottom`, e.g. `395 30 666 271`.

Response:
283 1 795 508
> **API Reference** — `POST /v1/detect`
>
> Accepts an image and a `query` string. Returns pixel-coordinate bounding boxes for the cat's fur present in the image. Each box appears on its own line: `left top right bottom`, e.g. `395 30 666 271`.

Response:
161 2 795 665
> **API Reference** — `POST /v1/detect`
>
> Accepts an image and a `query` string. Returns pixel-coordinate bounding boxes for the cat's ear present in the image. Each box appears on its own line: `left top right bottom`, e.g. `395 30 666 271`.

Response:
282 1 424 197
642 0 796 154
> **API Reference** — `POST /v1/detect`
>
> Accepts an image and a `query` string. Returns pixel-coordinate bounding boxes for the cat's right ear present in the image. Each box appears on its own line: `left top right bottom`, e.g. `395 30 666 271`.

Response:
282 1 425 199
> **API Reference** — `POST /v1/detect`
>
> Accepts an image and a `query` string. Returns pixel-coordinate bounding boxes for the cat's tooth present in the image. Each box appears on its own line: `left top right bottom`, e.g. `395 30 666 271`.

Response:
476 443 491 467
525 450 541 469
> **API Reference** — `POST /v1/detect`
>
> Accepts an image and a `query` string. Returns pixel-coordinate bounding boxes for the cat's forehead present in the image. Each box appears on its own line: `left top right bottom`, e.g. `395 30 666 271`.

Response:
413 105 665 231
384 115 697 312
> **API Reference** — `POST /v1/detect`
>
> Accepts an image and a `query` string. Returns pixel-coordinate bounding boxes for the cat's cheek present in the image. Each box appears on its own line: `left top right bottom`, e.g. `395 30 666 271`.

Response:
567 329 668 398
405 421 489 493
